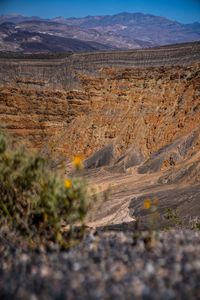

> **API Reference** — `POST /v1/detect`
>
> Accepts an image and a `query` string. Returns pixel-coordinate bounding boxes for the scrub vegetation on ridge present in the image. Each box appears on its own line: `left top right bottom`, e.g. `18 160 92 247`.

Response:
0 130 89 247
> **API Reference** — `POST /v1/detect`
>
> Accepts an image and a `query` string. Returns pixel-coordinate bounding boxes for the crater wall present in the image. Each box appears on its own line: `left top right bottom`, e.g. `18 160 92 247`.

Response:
0 42 200 90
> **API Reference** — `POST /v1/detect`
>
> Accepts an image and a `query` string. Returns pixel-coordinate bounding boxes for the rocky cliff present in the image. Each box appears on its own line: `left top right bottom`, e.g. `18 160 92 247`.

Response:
0 42 200 226
0 42 200 90
1 43 199 158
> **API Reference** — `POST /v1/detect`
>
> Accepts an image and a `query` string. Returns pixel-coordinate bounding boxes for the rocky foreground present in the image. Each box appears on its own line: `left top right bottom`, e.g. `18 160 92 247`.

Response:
0 229 200 300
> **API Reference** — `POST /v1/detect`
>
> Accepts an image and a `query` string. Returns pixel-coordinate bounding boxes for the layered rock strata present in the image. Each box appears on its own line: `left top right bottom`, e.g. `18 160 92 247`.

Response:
0 61 200 162
0 42 200 90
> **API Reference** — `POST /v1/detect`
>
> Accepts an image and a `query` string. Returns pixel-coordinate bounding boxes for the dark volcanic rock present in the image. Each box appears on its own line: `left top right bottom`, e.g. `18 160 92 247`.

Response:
85 144 145 172
85 145 114 169
159 160 200 185
107 146 145 173
138 130 199 174
129 184 200 224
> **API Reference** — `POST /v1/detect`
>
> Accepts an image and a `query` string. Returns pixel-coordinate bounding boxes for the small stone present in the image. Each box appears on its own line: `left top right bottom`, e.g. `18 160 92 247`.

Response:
20 254 29 263
40 265 51 278
146 262 155 275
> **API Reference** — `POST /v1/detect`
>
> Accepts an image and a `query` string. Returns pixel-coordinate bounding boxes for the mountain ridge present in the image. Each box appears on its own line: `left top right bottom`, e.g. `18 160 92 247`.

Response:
1 11 199 25
0 12 200 53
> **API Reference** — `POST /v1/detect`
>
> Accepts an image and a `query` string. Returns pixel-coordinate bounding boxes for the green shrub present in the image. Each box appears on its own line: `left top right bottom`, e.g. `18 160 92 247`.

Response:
0 130 89 246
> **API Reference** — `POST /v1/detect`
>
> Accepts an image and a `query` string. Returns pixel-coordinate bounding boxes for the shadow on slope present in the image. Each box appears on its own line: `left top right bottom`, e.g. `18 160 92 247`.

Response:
85 128 200 228
129 184 200 226
84 144 144 172
138 129 200 174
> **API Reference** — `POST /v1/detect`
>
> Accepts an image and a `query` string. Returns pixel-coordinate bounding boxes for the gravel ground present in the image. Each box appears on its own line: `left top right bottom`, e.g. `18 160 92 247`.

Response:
0 229 200 300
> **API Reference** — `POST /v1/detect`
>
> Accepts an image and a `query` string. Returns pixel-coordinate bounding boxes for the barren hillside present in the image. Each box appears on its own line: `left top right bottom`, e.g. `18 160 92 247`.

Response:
0 12 200 51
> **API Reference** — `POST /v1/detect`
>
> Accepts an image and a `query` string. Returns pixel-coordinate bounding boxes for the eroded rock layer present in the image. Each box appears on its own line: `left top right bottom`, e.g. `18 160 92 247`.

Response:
0 42 200 90
0 62 200 162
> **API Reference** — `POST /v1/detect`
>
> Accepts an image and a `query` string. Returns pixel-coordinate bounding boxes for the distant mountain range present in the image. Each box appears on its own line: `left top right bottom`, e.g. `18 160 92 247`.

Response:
0 12 200 53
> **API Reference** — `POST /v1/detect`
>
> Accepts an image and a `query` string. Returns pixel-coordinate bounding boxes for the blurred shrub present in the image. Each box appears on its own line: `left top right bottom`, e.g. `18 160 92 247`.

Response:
0 130 89 246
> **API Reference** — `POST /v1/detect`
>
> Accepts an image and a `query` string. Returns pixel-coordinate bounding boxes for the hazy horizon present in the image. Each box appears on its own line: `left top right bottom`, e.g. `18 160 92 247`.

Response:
0 0 200 24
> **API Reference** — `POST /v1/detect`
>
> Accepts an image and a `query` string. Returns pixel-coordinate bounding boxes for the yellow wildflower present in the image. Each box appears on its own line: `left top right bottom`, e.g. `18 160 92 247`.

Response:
64 179 72 189
143 199 151 209
72 156 83 169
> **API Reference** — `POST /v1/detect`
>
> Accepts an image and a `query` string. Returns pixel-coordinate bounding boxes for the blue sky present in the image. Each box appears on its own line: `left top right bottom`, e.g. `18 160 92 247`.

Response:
0 0 200 24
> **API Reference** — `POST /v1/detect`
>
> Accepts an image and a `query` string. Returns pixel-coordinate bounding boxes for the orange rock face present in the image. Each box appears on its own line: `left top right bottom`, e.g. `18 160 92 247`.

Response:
0 63 200 164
